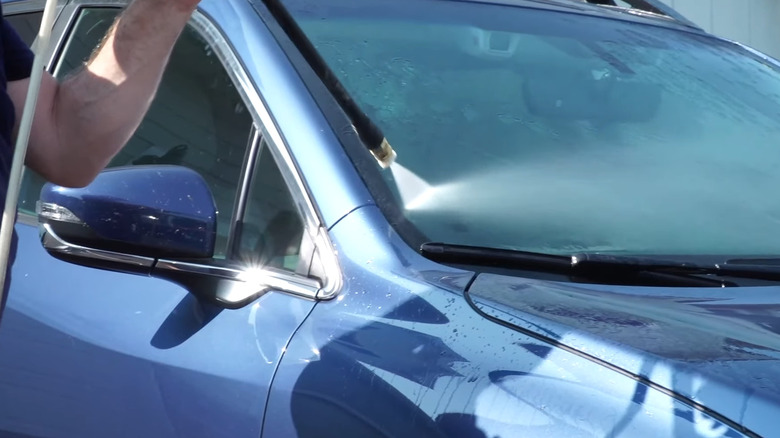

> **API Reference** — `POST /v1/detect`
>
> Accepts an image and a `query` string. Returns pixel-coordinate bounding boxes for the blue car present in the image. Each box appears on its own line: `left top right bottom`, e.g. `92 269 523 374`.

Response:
2 0 780 436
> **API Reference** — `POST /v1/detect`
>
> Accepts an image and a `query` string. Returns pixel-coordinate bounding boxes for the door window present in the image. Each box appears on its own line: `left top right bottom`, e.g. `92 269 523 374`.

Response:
235 139 306 272
18 6 311 272
18 8 254 257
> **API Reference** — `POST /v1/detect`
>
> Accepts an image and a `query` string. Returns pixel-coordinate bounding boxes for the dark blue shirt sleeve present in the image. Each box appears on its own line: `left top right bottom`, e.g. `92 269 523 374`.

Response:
2 16 34 81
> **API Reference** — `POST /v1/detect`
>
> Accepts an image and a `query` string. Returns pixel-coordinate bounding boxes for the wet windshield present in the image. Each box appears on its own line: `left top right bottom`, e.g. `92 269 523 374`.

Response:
279 0 780 257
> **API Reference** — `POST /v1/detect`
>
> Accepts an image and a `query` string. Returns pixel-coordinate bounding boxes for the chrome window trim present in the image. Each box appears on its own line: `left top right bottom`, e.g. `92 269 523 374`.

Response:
30 0 344 301
187 7 343 298
156 259 321 301
41 221 321 302
313 225 342 300
190 10 322 231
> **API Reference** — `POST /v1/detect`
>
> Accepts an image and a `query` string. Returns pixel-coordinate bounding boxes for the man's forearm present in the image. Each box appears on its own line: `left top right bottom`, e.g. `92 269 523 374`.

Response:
24 0 199 187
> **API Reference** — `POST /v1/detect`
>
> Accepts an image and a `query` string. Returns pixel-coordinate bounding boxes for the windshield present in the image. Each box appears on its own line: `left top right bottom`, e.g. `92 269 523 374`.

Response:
276 0 780 257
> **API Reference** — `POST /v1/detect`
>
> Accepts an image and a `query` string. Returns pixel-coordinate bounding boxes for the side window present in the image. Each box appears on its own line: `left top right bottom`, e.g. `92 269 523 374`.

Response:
236 139 306 272
4 11 43 47
18 8 254 257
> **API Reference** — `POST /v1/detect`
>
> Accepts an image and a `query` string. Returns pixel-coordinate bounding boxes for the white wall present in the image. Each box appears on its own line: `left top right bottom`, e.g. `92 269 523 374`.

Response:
659 0 780 59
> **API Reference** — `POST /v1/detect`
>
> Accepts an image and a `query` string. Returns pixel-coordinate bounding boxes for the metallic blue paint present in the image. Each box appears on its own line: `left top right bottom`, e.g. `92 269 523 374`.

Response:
41 165 217 258
0 0 775 437
262 206 747 437
468 276 780 438
0 223 316 437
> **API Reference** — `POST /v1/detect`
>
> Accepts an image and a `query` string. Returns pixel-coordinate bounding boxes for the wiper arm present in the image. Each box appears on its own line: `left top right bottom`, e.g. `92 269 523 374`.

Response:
420 243 763 287
421 242 573 273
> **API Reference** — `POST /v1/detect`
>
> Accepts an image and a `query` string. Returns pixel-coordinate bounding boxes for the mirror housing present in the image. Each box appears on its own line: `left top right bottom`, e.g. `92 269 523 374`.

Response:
37 165 324 309
38 165 217 260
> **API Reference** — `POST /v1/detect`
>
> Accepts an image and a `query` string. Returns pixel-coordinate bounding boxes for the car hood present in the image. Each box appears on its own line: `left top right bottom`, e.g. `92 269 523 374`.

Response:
466 273 780 436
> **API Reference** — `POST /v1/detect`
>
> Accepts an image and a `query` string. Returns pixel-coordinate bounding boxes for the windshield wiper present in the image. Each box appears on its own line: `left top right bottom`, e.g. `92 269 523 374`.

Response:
419 242 780 287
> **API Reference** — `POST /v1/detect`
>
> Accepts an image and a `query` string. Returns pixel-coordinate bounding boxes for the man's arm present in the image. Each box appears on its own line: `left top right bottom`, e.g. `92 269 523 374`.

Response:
6 0 200 188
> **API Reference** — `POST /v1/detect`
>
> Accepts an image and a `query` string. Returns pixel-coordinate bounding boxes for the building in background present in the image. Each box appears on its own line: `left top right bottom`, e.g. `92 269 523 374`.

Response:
660 0 780 59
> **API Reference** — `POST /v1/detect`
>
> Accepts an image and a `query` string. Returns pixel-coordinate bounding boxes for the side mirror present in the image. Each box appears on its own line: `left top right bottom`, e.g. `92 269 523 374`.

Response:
37 165 323 309
38 165 217 267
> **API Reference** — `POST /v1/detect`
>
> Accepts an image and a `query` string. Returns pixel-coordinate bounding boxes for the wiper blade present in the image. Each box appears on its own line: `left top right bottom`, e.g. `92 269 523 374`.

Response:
726 257 780 266
570 253 737 287
577 253 780 283
420 243 765 287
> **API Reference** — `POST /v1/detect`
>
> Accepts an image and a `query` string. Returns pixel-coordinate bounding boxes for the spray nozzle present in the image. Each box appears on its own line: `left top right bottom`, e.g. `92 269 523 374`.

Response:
370 138 397 168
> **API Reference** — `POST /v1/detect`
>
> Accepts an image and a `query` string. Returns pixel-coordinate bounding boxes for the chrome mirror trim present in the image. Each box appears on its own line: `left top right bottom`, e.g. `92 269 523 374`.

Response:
40 223 155 268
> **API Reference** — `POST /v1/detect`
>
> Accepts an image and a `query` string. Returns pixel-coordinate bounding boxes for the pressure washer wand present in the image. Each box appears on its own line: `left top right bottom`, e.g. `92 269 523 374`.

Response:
0 0 60 306
261 0 396 168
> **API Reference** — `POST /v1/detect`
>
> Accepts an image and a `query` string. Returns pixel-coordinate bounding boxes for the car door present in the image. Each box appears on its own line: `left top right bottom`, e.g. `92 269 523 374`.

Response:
0 2 322 437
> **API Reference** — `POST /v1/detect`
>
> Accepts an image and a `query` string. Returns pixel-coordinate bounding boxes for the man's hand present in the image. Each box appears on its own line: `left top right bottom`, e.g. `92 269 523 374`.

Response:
7 0 201 188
